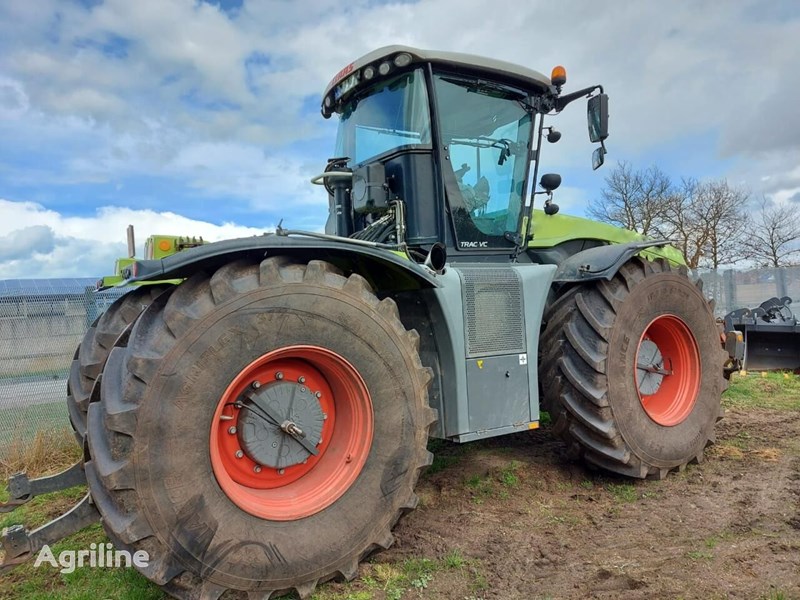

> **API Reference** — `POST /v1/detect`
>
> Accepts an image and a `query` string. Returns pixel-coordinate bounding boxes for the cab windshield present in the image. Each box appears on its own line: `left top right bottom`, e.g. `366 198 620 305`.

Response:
335 69 432 165
434 74 532 240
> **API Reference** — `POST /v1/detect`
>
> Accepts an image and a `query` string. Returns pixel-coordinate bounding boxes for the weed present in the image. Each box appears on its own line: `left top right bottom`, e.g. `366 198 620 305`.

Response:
762 587 787 600
579 480 594 490
443 549 465 569
372 563 404 599
465 474 483 488
0 428 81 479
686 550 713 560
606 483 638 503
465 473 494 502
410 572 432 590
499 466 519 488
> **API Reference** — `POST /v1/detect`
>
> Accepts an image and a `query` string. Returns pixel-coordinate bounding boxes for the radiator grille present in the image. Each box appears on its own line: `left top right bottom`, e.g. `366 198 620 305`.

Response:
460 268 526 358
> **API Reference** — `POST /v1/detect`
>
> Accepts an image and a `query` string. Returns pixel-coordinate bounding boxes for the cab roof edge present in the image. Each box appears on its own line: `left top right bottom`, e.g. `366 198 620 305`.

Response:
322 45 553 113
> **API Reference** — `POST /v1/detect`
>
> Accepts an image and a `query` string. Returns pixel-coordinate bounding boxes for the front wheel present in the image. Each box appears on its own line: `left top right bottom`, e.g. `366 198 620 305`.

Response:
84 258 435 598
540 258 726 478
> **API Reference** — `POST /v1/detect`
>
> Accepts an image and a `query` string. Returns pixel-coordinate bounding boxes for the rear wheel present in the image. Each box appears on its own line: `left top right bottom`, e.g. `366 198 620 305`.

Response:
85 258 435 598
540 257 726 478
67 285 169 442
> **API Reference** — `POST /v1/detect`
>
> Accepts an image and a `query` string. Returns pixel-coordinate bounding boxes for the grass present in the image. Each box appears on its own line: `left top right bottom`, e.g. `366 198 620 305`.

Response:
723 371 800 411
605 482 638 503
0 428 165 600
0 403 71 449
315 551 481 600
0 428 81 479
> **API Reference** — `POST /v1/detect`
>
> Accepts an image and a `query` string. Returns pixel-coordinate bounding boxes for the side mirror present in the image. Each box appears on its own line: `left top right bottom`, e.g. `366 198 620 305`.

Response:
539 173 562 192
592 146 606 170
587 93 609 143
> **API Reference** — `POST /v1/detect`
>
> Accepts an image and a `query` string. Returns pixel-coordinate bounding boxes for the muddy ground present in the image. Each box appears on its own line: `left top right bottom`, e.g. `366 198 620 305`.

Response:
335 405 800 600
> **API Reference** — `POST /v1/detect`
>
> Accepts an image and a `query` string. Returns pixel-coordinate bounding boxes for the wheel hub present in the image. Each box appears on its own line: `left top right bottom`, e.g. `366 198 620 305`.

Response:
237 381 324 469
636 338 665 395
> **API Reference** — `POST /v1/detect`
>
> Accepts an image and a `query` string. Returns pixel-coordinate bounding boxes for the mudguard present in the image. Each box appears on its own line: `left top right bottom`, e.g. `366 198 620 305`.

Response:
117 233 440 292
552 240 672 283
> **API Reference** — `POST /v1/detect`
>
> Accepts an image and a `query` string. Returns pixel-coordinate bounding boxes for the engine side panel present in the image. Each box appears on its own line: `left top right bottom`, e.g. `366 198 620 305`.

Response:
422 263 555 441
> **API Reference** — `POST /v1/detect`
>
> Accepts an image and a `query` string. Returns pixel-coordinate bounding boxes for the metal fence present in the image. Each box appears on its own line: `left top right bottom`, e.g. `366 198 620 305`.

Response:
0 279 126 449
0 265 798 448
696 266 800 318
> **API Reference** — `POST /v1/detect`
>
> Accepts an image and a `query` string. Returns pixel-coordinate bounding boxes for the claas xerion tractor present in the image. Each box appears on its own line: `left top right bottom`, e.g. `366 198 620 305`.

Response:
1 46 727 598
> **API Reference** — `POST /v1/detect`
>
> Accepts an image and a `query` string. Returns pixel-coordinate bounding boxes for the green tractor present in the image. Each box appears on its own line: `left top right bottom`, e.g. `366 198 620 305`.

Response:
1 46 727 598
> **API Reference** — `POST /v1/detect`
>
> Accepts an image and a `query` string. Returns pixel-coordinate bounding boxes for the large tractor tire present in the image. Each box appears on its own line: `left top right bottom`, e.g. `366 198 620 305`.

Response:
67 285 170 442
540 257 726 479
84 258 435 599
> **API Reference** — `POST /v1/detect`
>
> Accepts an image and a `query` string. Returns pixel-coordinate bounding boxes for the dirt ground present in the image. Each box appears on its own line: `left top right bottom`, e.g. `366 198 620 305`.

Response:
340 405 800 600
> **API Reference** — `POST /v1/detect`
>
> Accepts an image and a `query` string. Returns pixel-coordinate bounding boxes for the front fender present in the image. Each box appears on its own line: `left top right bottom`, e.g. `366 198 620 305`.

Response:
552 240 673 283
119 234 439 292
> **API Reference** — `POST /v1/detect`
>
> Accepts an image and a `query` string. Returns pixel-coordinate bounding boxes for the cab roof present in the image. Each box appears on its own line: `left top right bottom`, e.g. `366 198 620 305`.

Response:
322 45 554 116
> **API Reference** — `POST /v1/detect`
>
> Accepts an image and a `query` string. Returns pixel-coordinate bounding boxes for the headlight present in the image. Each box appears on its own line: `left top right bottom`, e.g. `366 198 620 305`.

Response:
393 52 412 67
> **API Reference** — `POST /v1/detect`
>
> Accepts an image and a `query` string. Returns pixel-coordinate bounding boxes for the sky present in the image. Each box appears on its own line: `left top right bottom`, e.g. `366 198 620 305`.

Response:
1 0 799 278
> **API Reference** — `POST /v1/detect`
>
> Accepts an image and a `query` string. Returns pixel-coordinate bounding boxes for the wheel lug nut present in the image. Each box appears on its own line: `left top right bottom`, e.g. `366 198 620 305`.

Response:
235 450 244 459
322 412 328 420
275 371 284 380
278 468 285 475
251 380 261 389
298 376 306 383
228 426 237 435
254 465 262 473
315 391 322 398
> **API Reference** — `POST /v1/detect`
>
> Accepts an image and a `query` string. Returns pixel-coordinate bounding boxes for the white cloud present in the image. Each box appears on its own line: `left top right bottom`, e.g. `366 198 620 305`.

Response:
1 0 800 263
0 198 270 278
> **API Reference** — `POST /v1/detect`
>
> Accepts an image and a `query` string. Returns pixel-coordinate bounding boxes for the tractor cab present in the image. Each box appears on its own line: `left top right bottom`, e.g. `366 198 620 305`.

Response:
320 45 608 261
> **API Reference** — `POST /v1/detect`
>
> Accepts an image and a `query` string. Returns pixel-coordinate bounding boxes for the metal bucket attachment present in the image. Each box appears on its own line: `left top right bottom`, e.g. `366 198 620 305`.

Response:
724 296 800 371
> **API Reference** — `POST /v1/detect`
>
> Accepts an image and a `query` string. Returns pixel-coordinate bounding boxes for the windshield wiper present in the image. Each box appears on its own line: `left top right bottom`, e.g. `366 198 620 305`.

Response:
440 76 526 100
449 136 524 165
355 124 423 139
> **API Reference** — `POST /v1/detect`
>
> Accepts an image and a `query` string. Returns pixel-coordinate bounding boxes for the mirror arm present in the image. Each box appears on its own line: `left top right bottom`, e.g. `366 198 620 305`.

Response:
554 84 604 112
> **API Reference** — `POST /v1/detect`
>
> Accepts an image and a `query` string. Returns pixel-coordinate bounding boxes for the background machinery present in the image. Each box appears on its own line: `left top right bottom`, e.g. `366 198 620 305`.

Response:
724 296 800 371
1 46 726 598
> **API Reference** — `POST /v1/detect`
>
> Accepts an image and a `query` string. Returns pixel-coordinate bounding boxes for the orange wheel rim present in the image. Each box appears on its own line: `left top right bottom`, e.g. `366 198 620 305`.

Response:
635 314 700 426
210 345 373 520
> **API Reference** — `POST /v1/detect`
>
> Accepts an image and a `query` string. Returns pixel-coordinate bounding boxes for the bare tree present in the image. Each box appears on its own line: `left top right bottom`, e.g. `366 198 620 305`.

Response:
661 179 748 269
588 161 672 236
743 198 800 267
591 162 750 268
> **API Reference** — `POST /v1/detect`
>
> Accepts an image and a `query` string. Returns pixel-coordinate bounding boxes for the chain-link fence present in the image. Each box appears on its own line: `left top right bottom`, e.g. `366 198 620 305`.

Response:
1 265 799 449
696 266 800 318
0 279 126 449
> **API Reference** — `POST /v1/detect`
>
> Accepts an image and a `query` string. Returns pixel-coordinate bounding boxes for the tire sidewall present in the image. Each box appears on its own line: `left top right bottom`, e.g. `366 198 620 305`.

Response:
131 282 426 589
606 272 720 468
